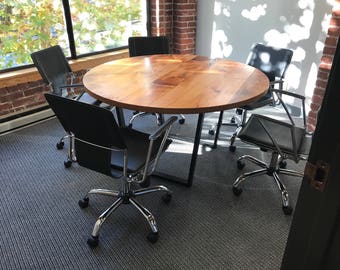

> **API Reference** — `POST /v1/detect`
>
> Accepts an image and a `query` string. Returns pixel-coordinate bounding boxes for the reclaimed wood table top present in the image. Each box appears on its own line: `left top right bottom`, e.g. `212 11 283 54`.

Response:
83 54 269 114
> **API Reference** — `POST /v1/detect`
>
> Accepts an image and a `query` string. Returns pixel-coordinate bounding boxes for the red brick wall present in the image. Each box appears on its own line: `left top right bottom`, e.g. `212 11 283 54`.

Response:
0 81 48 118
307 3 340 131
150 0 173 37
150 0 197 54
172 0 197 54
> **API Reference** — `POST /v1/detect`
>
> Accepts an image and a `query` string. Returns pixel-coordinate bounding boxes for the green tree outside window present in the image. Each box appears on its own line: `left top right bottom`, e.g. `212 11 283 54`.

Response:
0 0 145 70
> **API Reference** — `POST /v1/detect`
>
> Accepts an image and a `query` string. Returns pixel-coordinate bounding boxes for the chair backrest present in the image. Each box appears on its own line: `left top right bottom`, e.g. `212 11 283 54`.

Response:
44 93 126 176
246 43 293 81
31 45 72 96
128 36 170 57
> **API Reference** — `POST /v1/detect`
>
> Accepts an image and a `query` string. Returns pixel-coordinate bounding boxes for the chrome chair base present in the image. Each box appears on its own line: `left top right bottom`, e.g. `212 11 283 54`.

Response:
232 152 303 215
79 180 172 247
57 133 77 168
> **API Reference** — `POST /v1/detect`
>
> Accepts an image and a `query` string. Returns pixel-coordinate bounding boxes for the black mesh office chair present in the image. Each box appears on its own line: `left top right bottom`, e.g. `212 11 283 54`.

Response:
128 36 185 126
232 89 311 215
45 93 177 247
31 45 103 149
209 44 293 151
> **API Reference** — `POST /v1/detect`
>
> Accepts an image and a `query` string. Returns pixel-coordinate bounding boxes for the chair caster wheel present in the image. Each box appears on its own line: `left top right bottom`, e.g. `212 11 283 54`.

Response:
147 232 158 243
139 176 151 188
232 186 243 196
87 235 99 248
162 193 172 204
282 206 293 215
78 197 89 208
64 160 72 168
237 160 245 169
56 141 64 149
208 129 215 135
279 160 287 168
229 145 236 152
179 118 185 124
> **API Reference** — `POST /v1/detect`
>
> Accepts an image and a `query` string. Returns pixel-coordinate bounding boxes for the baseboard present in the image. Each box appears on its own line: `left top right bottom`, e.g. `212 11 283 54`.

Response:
0 108 55 135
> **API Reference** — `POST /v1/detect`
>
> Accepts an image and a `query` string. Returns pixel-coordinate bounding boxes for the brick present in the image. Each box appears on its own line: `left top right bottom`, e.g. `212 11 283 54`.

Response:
315 79 329 88
327 26 340 36
310 102 321 111
313 87 326 96
323 46 336 55
311 94 323 105
319 61 333 70
325 36 338 47
14 106 26 112
0 87 10 96
26 100 47 109
329 17 340 26
0 102 13 112
12 96 37 107
24 86 45 96
317 70 330 80
0 91 23 103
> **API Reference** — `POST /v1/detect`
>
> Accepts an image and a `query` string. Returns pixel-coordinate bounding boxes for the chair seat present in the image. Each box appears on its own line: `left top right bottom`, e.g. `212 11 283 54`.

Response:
238 114 306 156
241 93 273 110
110 127 172 173
77 92 101 105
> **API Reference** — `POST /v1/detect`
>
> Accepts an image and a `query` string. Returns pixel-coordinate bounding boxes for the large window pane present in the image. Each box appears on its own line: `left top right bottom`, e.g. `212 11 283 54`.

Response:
0 0 68 70
70 0 147 55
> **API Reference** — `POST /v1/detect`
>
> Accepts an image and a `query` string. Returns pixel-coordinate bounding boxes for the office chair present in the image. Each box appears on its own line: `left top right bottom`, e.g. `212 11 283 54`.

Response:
232 89 311 215
31 45 111 165
128 36 185 126
209 44 293 151
44 93 177 247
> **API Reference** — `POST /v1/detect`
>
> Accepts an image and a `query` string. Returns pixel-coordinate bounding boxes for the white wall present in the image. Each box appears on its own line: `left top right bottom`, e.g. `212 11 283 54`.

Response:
196 0 333 104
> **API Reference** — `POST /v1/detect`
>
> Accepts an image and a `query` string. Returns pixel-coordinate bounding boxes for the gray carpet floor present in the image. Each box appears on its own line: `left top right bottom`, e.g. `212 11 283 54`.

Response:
0 109 305 270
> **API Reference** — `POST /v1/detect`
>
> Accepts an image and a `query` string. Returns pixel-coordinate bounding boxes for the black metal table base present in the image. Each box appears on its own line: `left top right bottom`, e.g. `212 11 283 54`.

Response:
153 113 204 187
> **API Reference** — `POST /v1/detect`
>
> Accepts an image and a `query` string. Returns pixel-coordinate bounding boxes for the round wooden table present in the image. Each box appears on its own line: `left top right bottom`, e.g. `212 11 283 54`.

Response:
83 54 269 186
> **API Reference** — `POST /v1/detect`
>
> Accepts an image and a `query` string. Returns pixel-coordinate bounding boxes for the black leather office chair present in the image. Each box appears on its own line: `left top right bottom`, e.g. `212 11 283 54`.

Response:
31 46 102 148
232 89 311 215
128 36 185 126
209 44 293 151
45 93 177 247
31 45 114 165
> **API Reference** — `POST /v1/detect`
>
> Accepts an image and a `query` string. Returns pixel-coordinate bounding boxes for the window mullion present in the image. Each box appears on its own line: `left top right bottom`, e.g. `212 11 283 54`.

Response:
62 0 77 59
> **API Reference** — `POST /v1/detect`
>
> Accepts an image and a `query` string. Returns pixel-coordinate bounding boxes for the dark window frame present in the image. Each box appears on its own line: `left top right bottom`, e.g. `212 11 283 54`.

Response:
0 0 151 74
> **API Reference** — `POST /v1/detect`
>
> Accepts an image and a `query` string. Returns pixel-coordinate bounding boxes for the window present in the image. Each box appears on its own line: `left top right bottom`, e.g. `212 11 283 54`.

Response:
0 0 147 72
70 0 147 55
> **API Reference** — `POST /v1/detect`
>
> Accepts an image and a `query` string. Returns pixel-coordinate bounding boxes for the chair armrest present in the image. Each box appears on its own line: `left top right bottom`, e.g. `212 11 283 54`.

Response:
149 116 178 140
137 116 178 184
59 83 85 89
271 89 307 128
272 89 305 101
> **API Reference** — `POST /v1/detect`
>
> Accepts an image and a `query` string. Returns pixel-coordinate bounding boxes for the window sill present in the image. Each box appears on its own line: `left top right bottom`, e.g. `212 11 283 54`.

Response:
0 49 129 89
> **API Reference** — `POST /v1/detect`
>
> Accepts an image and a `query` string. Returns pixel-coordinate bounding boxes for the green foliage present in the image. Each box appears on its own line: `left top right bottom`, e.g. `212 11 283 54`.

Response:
0 0 143 70
72 0 142 52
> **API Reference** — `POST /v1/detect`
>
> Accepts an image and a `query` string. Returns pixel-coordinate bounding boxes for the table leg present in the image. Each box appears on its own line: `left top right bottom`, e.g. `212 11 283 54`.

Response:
115 107 125 127
187 113 204 186
154 113 204 187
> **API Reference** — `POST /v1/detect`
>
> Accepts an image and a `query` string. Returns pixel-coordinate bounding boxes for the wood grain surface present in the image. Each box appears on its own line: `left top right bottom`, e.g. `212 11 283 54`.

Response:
83 54 269 114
